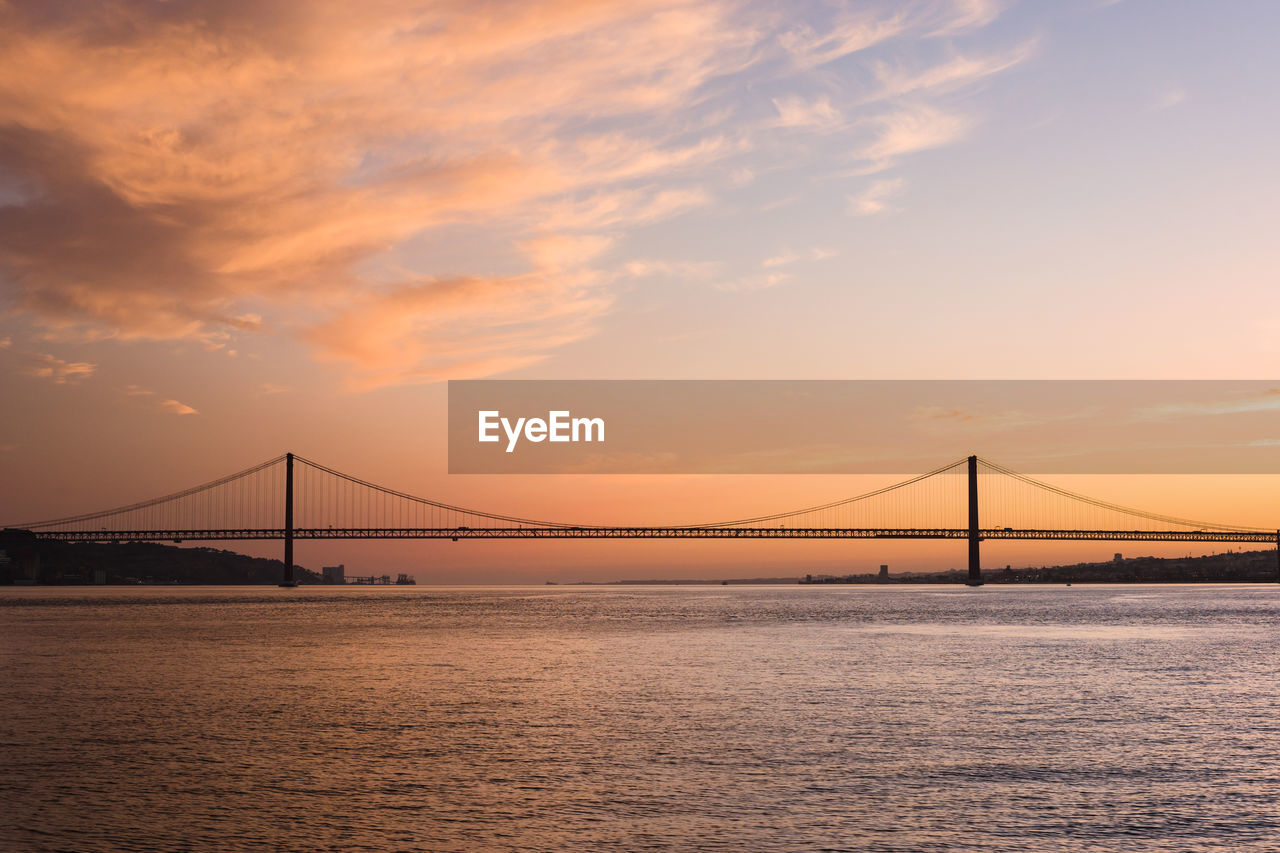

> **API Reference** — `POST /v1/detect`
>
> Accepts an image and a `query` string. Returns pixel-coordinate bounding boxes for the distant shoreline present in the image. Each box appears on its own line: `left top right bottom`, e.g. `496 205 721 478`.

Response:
2 532 1275 586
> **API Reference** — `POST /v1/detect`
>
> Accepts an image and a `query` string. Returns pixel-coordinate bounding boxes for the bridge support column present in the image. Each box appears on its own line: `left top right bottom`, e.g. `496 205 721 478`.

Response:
966 454 982 587
280 452 296 587
1275 531 1279 584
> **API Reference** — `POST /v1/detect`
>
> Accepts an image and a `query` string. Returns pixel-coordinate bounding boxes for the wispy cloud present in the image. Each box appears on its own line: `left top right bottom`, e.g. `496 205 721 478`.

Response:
542 188 712 231
780 8 909 69
520 234 615 273
20 353 96 384
911 405 1043 431
160 399 198 416
869 42 1036 99
714 271 793 293
848 178 904 215
927 0 1005 36
772 95 841 130
762 247 838 268
856 106 973 169
1139 390 1280 420
623 259 722 280
123 384 198 415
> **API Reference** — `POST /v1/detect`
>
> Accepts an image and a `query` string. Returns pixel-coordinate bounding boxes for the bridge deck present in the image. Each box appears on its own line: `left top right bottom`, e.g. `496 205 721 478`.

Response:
19 527 1279 544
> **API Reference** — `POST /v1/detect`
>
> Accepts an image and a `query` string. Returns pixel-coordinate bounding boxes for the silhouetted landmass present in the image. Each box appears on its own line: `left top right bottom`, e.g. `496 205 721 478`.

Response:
800 548 1279 584
3 529 1277 585
596 577 803 585
0 530 320 585
594 549 1279 585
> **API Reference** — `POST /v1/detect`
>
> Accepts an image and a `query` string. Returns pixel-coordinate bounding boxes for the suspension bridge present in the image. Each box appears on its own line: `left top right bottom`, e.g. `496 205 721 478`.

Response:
5 453 1277 586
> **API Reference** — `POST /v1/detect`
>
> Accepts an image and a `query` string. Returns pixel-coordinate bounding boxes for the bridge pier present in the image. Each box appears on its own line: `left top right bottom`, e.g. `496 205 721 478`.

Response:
279 452 297 587
966 454 983 586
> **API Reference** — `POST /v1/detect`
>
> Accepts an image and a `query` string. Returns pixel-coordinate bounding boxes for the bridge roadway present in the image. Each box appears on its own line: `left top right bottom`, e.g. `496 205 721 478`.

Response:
27 527 1280 544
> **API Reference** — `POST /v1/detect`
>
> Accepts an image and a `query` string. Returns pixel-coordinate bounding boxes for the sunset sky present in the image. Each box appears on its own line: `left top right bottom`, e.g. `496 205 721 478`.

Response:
2 0 1279 581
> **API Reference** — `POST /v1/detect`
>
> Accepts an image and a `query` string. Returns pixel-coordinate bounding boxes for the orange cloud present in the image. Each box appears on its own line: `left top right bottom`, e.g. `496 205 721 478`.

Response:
0 0 761 377
118 383 198 414
0 0 1023 385
307 272 611 388
19 352 97 384
160 399 198 415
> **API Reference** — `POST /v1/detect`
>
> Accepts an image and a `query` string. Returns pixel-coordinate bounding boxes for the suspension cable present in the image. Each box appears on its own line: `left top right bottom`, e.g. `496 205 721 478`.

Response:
977 457 1270 532
11 455 287 529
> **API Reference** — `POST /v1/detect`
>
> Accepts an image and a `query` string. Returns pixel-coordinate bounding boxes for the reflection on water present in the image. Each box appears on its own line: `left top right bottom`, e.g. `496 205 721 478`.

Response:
845 622 1207 640
2 584 1279 852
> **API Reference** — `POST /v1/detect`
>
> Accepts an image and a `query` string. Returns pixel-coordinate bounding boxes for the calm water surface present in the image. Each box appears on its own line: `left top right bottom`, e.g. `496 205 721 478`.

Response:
2 584 1279 852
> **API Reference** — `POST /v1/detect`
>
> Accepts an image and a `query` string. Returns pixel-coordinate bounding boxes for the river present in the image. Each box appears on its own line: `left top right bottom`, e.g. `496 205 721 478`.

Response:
2 584 1278 851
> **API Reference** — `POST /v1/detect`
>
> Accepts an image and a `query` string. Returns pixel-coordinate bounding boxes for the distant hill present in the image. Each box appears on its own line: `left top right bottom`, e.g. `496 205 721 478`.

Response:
0 531 320 585
801 547 1278 584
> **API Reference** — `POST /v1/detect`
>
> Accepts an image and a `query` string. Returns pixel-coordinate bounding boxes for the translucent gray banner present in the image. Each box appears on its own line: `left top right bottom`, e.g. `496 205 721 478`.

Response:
447 380 1280 474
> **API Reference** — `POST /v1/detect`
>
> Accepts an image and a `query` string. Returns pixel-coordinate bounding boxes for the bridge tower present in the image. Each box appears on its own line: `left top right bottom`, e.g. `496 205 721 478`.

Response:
279 452 297 587
967 454 982 586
